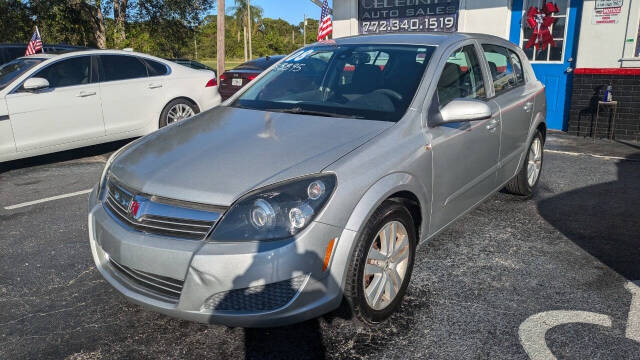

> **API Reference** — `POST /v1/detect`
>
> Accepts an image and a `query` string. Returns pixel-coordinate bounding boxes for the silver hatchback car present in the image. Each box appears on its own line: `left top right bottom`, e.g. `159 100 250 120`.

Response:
88 33 546 327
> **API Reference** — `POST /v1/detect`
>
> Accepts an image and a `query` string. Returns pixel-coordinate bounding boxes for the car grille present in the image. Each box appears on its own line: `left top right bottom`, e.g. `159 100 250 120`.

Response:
103 179 224 240
109 257 184 301
201 275 307 312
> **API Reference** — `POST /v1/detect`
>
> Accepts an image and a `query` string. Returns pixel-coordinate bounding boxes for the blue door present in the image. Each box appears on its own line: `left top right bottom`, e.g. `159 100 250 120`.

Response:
509 0 583 130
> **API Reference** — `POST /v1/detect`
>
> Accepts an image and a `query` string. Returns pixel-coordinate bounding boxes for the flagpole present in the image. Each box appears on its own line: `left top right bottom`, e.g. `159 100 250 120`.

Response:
37 26 45 54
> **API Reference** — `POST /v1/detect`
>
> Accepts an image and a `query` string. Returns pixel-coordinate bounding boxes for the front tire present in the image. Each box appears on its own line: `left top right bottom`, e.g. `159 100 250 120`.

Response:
344 200 417 324
159 99 200 128
504 130 544 197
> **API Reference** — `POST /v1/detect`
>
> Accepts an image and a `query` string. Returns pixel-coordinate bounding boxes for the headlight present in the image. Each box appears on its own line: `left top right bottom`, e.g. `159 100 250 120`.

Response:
97 144 131 199
209 174 337 242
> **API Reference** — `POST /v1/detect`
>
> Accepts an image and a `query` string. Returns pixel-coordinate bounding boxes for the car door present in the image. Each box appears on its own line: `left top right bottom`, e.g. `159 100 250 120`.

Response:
98 55 166 135
5 55 105 151
428 42 502 232
480 43 536 183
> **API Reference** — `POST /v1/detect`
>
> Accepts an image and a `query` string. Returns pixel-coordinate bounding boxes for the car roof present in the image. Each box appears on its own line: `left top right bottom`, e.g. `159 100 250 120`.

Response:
322 32 514 47
14 49 170 63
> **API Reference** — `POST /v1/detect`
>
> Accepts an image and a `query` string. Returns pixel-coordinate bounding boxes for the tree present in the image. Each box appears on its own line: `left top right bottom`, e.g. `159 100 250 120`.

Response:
0 1 33 43
231 0 262 60
113 0 128 48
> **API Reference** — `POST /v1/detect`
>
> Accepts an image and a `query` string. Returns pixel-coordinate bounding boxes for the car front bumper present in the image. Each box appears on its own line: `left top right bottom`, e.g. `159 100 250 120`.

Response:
88 187 352 327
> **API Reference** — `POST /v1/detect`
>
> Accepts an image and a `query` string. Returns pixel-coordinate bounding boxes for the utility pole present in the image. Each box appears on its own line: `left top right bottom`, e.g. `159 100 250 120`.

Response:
247 0 252 60
217 0 225 79
303 14 307 46
194 37 198 59
243 26 248 61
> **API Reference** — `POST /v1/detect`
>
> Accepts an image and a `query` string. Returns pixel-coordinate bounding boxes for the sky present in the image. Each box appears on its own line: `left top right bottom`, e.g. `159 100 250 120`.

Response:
223 0 332 24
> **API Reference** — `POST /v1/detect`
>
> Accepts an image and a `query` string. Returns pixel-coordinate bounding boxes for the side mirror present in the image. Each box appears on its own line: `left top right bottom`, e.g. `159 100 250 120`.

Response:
438 99 492 124
23 77 50 91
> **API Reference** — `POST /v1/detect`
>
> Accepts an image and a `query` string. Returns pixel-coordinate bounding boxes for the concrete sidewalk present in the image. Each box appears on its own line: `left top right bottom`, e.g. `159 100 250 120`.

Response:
546 131 640 160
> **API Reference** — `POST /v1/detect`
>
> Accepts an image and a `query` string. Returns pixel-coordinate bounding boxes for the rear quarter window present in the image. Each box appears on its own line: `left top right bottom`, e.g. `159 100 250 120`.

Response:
143 59 169 76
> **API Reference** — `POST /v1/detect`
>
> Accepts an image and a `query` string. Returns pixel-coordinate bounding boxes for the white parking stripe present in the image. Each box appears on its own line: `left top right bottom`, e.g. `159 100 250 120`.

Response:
625 281 640 342
519 310 613 360
4 189 92 210
545 149 636 161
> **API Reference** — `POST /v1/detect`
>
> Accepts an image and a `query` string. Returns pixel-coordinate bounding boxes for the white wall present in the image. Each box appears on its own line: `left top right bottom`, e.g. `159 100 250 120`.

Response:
575 0 640 68
332 0 512 39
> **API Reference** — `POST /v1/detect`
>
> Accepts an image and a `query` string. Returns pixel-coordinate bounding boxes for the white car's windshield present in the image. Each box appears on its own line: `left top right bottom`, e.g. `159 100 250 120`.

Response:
0 58 45 91
231 44 436 122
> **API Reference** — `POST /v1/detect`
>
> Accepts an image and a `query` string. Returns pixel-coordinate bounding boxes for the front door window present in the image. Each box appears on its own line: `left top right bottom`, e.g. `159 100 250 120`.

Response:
520 0 570 62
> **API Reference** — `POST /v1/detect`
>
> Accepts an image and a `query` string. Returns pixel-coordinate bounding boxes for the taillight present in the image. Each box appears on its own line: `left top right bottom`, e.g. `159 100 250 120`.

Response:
219 74 227 81
247 74 258 81
205 78 217 87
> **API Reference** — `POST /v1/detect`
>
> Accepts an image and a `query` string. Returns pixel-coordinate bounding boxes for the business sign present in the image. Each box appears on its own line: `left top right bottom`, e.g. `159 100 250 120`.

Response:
592 5 622 24
595 0 623 9
358 0 460 34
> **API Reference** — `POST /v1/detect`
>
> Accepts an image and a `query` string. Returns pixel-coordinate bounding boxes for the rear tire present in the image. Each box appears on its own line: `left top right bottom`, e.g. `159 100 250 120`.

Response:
159 99 200 128
504 130 544 197
344 200 417 325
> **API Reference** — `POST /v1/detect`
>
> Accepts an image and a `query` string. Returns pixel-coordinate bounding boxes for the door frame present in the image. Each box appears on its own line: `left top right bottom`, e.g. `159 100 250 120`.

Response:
507 0 584 131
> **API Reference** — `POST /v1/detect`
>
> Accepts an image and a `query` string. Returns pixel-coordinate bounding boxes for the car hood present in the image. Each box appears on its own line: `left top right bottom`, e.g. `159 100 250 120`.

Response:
110 106 391 206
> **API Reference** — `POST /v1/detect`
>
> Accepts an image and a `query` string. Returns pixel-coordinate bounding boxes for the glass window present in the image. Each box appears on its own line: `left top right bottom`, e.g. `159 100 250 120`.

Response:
482 44 519 96
144 59 169 76
436 45 486 108
232 45 436 122
34 56 91 88
635 22 640 57
520 0 569 62
0 58 44 91
508 50 526 85
100 55 148 82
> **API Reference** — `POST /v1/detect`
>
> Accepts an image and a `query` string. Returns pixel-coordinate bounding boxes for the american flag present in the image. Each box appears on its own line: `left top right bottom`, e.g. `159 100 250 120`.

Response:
25 27 43 56
317 0 333 41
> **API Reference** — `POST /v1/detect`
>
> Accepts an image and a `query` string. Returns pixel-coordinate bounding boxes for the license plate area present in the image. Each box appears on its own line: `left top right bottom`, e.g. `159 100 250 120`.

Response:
232 78 243 86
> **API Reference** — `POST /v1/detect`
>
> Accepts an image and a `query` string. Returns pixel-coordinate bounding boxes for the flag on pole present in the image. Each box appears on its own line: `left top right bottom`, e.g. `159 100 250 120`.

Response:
25 27 43 56
317 0 333 41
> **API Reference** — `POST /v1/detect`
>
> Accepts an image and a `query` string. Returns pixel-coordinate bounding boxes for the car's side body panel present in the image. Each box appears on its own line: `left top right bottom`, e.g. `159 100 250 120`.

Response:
0 98 16 157
0 50 221 162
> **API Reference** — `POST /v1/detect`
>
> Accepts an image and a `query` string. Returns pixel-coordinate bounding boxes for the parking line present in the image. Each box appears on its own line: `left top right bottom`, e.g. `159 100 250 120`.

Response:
545 149 637 162
4 189 92 210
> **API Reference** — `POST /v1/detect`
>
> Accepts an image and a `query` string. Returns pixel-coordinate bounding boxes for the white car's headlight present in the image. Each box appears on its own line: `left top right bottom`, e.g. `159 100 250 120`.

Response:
209 174 336 242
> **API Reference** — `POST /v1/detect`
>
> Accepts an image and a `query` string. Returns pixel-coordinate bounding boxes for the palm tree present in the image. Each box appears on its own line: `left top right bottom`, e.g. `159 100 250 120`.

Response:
231 0 262 60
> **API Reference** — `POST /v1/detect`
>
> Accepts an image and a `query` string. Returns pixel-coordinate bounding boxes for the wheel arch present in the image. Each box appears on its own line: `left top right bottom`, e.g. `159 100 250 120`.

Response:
329 172 429 290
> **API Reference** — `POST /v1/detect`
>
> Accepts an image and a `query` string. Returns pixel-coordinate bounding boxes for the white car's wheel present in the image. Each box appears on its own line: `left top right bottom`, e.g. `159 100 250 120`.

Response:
159 99 199 128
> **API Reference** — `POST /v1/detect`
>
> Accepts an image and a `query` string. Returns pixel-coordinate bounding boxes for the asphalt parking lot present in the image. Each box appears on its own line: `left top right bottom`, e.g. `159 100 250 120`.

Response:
1 134 639 360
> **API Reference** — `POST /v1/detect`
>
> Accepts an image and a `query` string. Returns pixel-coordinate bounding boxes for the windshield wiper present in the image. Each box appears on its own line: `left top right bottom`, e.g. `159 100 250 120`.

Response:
265 107 364 119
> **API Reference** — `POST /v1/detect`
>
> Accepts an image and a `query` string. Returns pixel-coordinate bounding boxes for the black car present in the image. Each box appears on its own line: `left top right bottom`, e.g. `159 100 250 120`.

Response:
0 44 88 65
219 55 285 100
167 59 214 72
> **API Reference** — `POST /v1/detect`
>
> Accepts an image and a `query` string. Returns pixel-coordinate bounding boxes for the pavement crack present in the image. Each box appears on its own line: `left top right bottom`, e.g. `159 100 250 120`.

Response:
0 302 88 326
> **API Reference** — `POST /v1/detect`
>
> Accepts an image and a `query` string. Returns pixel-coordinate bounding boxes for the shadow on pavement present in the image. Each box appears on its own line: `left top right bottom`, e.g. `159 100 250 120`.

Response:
537 152 640 280
0 139 134 174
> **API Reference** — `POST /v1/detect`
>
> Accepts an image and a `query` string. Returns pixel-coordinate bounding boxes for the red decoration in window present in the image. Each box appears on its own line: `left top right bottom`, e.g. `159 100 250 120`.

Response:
525 2 560 52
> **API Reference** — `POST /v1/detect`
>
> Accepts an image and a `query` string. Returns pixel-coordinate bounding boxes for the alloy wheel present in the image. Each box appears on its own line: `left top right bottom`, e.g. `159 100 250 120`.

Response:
166 103 195 124
363 220 410 311
527 137 542 187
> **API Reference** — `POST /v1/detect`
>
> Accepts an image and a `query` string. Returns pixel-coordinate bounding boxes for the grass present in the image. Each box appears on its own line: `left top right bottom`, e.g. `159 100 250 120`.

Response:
200 59 245 71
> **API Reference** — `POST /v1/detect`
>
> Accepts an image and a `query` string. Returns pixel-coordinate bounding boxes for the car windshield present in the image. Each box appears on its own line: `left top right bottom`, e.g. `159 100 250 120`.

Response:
231 44 436 122
0 58 45 90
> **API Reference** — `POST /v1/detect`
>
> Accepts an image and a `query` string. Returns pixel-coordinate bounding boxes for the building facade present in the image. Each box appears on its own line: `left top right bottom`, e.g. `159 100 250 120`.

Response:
331 0 640 141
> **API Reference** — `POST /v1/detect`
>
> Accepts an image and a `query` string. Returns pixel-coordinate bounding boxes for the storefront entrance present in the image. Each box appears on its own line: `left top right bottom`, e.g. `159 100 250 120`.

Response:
509 0 583 130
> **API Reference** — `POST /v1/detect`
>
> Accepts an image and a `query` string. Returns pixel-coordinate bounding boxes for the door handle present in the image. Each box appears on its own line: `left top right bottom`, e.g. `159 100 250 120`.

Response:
486 118 499 133
77 91 96 97
523 102 534 112
148 83 163 89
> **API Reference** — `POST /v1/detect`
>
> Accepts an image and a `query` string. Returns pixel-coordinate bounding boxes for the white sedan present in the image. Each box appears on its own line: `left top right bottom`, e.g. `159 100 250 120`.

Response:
0 50 221 162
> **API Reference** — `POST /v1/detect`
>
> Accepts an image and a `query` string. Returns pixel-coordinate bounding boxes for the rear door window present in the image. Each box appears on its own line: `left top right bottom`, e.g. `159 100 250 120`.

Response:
481 44 521 96
100 55 148 82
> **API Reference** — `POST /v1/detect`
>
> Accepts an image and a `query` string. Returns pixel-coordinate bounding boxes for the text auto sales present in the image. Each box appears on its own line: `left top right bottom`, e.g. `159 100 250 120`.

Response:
359 0 459 33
